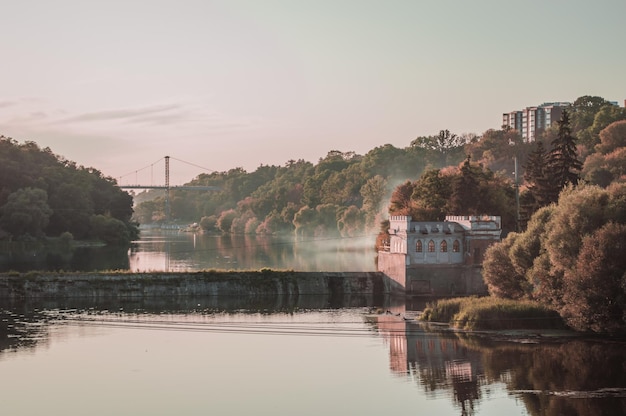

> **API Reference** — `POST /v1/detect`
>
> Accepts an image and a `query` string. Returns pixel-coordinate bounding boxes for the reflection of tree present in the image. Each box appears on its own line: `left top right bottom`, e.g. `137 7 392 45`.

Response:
408 328 483 415
374 318 626 416
374 318 484 415
455 334 626 416
0 306 51 355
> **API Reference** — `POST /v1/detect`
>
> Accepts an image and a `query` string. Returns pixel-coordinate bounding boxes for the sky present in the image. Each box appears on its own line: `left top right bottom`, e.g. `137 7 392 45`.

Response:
1 0 625 186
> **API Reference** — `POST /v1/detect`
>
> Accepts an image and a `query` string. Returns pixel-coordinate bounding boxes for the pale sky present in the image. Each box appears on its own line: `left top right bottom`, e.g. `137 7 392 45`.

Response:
2 0 625 185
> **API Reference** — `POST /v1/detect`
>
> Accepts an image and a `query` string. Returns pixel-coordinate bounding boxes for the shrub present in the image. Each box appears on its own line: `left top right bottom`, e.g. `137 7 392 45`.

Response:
421 297 566 331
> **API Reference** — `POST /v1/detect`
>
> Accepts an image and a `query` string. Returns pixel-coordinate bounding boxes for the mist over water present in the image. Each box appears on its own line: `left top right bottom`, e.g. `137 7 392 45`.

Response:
0 229 378 273
128 229 378 272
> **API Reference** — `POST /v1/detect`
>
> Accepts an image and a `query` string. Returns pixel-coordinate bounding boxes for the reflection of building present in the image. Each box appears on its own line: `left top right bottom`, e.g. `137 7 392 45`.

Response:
372 315 484 414
378 216 501 295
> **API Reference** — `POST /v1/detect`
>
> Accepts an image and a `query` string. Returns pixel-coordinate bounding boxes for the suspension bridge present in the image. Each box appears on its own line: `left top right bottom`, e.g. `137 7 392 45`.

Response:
117 156 220 220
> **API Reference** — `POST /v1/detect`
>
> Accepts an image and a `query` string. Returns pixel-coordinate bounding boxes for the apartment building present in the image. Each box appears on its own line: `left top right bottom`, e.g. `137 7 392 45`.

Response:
502 102 570 142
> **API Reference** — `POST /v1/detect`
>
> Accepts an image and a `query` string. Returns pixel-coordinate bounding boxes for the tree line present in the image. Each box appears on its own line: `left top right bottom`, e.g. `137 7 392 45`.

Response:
479 96 626 334
0 137 138 245
132 96 622 244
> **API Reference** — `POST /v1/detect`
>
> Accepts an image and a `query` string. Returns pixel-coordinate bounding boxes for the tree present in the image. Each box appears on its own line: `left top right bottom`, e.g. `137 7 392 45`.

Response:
483 233 527 299
89 215 132 245
583 120 626 187
449 156 481 215
217 209 237 233
561 223 626 333
410 169 452 221
337 205 365 237
545 110 582 203
569 95 614 136
577 104 626 149
411 129 465 167
388 180 415 216
482 183 626 333
596 119 626 154
360 175 388 228
0 187 52 238
522 141 552 214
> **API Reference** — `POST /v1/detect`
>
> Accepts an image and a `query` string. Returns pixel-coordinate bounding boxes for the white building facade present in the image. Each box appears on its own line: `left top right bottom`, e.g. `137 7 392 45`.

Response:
378 215 502 295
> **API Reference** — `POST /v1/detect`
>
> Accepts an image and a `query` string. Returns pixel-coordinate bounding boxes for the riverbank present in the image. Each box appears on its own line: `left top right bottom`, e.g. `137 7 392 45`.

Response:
0 270 404 300
420 296 568 331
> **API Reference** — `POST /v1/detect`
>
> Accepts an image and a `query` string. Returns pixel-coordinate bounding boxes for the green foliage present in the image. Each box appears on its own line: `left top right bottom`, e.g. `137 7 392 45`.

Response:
546 110 583 203
199 215 218 233
0 187 52 238
421 297 565 330
569 95 625 148
89 215 133 245
421 297 466 323
0 137 137 243
410 129 466 167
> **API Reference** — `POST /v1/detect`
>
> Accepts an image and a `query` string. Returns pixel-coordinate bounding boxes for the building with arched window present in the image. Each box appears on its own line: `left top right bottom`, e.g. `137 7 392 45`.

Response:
378 215 502 295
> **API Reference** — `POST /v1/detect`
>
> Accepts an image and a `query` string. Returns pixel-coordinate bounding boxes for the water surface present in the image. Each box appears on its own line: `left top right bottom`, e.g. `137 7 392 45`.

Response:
1 299 625 416
0 229 377 272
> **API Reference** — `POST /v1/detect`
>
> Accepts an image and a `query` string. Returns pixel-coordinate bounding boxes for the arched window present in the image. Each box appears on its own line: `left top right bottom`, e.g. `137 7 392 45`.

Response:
428 240 435 253
453 240 460 253
416 240 423 252
440 240 448 252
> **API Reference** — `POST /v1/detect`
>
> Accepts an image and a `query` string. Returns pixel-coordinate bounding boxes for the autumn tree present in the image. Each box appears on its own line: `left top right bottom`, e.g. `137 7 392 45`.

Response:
583 120 626 186
388 180 415 216
482 183 626 333
561 223 626 333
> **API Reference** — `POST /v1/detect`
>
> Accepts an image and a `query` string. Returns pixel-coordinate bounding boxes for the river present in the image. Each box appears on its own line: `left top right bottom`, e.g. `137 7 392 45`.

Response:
0 229 377 273
1 297 625 416
1 230 625 415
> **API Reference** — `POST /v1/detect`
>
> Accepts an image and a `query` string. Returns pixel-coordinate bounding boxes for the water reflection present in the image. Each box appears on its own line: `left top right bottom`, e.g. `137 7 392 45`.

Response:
0 230 377 272
2 298 626 416
129 231 378 272
373 316 626 416
0 244 130 272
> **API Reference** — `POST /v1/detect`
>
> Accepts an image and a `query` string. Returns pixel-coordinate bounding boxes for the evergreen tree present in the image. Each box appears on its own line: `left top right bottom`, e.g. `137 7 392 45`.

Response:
546 110 583 203
449 155 480 214
522 141 552 216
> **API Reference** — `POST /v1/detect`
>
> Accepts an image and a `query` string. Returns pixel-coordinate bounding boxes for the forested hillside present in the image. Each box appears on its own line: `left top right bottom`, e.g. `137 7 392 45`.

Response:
2 95 623 249
132 95 626 242
0 137 138 245
478 96 626 334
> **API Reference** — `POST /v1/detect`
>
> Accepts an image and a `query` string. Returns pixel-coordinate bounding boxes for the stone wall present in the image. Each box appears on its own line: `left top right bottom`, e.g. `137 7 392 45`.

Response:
0 271 405 300
406 265 488 296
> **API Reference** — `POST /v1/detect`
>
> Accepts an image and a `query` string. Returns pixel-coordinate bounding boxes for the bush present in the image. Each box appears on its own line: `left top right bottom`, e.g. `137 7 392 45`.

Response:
421 297 566 331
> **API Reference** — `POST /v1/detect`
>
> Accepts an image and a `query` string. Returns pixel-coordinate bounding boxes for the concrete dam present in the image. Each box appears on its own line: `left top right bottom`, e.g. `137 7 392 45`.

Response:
0 271 404 301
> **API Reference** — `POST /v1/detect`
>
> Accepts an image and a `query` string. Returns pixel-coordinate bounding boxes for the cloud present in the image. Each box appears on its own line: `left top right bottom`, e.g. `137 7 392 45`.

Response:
61 104 183 124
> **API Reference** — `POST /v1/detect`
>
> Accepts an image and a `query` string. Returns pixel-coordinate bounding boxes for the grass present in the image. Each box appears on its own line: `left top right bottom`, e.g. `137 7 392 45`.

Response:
420 296 567 331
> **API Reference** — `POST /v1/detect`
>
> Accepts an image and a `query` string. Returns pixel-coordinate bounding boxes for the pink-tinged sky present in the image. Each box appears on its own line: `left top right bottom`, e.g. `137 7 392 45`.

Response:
1 0 625 185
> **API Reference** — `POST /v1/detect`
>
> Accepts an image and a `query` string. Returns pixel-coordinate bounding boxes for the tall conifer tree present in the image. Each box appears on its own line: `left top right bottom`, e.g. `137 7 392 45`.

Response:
546 110 583 203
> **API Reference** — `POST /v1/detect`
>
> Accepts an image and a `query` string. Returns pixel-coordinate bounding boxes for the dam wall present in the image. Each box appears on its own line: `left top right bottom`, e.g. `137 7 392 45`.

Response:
0 271 404 300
